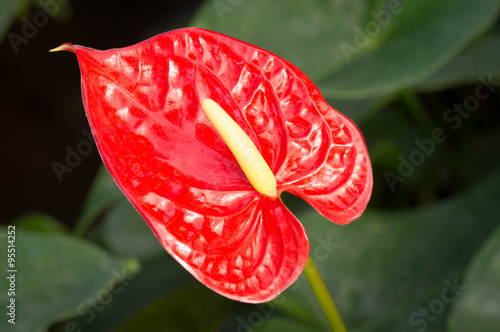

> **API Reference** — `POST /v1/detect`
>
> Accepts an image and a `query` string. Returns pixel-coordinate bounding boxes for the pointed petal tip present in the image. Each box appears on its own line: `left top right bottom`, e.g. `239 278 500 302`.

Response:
49 43 76 54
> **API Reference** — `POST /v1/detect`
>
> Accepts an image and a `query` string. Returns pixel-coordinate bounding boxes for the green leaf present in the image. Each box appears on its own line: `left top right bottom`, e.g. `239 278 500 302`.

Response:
0 0 20 41
192 0 373 82
58 255 193 332
253 317 328 332
101 199 164 260
318 0 500 98
12 212 69 234
276 171 500 331
191 0 500 99
268 293 322 328
113 283 232 332
326 94 394 124
74 165 124 236
446 224 500 332
415 26 500 92
0 228 139 332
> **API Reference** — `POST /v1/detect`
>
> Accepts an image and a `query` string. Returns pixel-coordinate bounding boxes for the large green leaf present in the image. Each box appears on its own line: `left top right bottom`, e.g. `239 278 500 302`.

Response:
326 94 394 124
253 317 328 332
416 26 500 92
12 211 69 234
74 165 124 236
113 283 232 332
56 255 193 332
0 228 139 332
269 171 500 331
192 0 372 82
446 224 500 332
0 0 20 41
101 199 164 260
191 0 499 99
318 0 500 98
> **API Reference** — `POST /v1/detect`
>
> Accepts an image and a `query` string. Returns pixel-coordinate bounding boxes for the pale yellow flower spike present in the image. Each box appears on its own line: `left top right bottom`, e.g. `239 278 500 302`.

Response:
201 98 278 198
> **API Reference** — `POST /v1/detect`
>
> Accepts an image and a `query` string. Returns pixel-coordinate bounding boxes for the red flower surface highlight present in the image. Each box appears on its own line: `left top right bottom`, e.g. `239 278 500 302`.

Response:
53 28 372 303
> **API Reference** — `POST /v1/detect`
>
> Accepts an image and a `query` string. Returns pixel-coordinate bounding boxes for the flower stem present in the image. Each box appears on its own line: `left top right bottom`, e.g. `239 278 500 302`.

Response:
303 256 347 332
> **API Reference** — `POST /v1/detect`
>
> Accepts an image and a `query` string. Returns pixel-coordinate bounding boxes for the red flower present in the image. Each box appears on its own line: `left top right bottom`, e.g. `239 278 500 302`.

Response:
54 28 372 303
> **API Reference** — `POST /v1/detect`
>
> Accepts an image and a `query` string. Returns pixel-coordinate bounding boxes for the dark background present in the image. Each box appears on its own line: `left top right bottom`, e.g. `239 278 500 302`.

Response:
0 0 204 223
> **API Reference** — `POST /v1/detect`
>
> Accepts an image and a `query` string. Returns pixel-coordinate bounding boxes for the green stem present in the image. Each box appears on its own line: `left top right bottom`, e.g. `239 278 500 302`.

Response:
303 256 347 332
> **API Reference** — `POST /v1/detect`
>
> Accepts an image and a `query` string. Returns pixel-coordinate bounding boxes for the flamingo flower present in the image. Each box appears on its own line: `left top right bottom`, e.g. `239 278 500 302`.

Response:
52 28 372 303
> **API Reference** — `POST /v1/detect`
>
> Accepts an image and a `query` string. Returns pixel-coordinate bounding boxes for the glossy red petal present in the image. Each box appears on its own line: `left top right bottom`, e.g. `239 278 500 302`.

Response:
280 65 373 224
148 196 308 302
284 118 373 224
66 28 312 302
234 46 331 181
63 27 371 302
226 33 372 221
71 40 259 215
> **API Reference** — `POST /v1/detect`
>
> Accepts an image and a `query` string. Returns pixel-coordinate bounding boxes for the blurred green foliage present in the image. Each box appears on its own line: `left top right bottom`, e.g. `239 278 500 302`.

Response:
447 224 500 332
1 0 499 331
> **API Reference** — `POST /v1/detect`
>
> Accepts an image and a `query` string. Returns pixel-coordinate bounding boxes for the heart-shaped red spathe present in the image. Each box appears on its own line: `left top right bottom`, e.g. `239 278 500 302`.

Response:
61 28 372 303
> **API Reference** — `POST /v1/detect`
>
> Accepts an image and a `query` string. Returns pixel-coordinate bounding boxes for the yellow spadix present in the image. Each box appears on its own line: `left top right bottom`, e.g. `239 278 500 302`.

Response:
201 99 278 198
